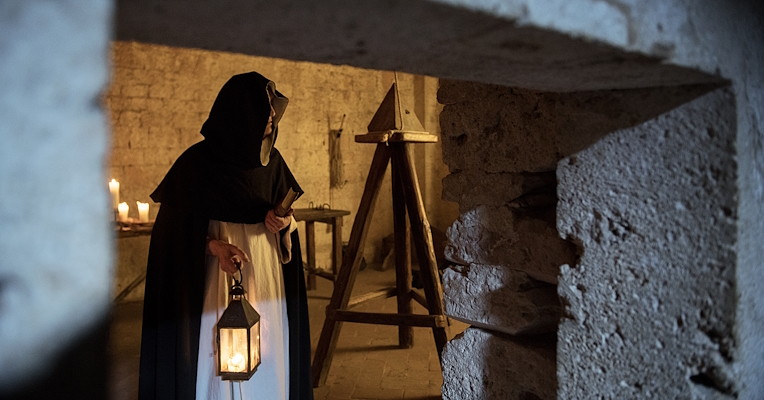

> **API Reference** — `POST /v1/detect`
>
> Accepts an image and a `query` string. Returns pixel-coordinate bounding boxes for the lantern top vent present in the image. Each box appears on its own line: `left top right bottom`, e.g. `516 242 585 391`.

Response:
217 298 260 328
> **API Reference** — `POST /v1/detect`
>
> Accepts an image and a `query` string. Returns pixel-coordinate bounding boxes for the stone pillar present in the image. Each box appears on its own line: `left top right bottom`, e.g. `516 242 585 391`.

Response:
438 81 575 400
0 1 112 397
436 79 733 399
557 88 738 399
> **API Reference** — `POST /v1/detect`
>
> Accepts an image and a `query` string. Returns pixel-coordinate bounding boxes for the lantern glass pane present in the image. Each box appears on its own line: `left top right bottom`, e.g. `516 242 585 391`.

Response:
219 327 249 373
250 321 260 370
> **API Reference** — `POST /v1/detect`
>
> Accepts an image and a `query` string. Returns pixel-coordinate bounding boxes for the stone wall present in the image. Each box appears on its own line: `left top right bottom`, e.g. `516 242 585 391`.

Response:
437 80 729 399
557 87 737 399
438 82 572 400
107 41 458 301
2 0 761 397
0 0 112 395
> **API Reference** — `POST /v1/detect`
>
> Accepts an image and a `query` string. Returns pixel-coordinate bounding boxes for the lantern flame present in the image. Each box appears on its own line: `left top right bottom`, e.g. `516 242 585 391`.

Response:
227 352 246 372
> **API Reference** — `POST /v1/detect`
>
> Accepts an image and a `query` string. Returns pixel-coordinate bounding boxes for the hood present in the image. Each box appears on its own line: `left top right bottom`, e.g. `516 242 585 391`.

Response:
200 71 289 168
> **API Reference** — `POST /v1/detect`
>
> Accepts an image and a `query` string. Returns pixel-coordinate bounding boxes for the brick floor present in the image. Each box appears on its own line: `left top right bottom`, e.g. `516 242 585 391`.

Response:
108 265 467 400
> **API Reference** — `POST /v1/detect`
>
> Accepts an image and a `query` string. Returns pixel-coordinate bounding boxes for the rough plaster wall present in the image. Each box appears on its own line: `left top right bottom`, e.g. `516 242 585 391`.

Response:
108 42 456 297
557 88 737 398
0 0 112 390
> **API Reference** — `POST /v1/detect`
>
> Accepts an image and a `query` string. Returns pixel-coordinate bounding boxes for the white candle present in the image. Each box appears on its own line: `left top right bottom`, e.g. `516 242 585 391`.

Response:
118 202 129 222
109 179 120 209
137 201 149 223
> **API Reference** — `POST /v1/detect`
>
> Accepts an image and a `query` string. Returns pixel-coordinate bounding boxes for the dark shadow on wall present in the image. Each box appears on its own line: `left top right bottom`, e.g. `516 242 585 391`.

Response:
555 83 727 156
114 0 724 93
0 314 110 400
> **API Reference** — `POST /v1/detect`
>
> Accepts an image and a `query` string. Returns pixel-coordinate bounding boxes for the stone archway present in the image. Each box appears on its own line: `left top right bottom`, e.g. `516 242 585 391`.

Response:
1 0 762 398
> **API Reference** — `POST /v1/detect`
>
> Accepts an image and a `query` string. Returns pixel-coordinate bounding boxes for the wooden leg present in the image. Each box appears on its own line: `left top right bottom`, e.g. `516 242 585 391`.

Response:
306 221 316 290
312 143 392 387
392 144 449 358
392 156 413 348
332 216 343 280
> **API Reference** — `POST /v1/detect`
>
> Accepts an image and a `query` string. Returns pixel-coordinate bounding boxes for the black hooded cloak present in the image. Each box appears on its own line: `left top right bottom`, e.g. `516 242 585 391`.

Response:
138 72 313 400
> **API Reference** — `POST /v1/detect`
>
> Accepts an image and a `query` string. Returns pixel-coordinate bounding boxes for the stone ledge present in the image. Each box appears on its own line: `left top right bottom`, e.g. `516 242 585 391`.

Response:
445 205 576 284
443 263 559 335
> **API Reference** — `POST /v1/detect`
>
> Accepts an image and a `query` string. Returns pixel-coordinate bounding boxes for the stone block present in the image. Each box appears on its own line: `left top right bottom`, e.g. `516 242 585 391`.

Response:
443 264 560 335
556 88 738 398
442 328 556 400
121 83 149 98
442 170 555 212
0 0 112 390
445 205 576 284
438 82 559 174
148 83 173 99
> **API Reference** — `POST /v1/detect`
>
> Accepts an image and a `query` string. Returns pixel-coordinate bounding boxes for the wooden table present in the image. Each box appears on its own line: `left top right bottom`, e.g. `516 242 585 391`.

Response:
115 221 154 239
293 208 351 290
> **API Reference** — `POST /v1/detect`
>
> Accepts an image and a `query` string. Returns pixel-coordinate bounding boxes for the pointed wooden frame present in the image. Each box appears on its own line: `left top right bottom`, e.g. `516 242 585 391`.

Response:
311 82 447 387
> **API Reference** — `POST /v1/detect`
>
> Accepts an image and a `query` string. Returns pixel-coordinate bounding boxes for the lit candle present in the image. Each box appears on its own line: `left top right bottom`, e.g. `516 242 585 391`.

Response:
137 201 149 223
118 202 129 222
109 179 120 209
227 352 246 372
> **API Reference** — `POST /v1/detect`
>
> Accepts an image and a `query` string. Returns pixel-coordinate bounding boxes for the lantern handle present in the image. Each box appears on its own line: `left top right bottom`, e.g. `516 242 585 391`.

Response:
232 259 243 287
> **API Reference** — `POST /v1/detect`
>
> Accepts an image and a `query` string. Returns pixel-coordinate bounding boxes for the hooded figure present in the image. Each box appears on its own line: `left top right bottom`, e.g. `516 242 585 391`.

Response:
138 72 313 400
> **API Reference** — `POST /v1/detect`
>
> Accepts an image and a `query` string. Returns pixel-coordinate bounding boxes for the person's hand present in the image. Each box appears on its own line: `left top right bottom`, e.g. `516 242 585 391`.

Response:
265 208 292 234
207 239 250 275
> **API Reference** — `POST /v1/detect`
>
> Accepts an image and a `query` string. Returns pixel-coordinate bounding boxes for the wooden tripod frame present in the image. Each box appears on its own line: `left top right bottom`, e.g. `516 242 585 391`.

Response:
311 135 449 387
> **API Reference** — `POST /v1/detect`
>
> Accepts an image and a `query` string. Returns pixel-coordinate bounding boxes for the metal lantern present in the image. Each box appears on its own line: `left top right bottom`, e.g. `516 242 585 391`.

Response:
216 263 261 381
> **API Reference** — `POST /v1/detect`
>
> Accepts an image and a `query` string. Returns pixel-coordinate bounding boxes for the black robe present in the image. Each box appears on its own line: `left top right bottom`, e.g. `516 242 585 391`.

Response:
138 72 313 400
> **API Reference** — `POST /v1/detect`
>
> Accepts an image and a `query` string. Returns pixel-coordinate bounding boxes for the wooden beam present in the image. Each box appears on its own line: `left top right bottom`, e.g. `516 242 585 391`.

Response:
392 144 449 358
303 267 336 281
392 158 414 348
355 130 438 144
312 143 391 387
328 310 447 328
347 287 397 309
306 220 316 290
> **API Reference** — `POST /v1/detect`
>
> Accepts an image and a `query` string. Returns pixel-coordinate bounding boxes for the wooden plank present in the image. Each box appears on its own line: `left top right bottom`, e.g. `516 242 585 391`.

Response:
312 143 391 387
393 143 449 358
355 131 438 143
304 267 336 281
113 271 146 302
392 158 413 348
328 310 447 328
306 220 316 290
348 287 397 309
293 208 351 222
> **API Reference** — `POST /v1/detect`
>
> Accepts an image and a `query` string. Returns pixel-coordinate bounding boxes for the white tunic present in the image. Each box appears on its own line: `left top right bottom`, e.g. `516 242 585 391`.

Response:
195 218 296 400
